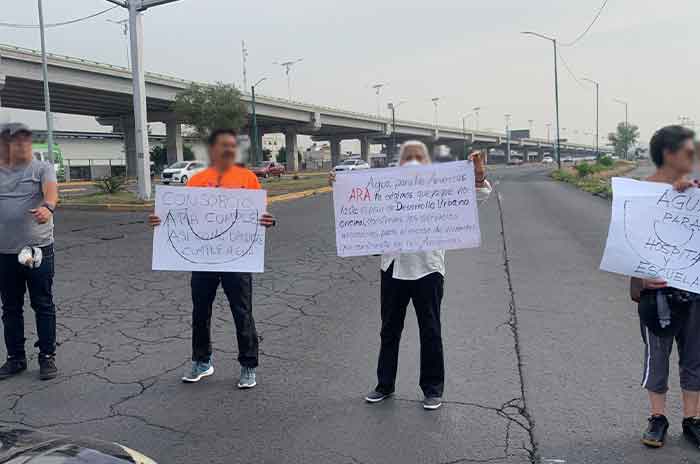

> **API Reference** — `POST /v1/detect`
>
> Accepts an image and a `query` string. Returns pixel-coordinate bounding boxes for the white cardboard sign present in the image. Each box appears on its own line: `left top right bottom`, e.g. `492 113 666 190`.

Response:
600 177 700 292
152 186 266 273
332 161 481 257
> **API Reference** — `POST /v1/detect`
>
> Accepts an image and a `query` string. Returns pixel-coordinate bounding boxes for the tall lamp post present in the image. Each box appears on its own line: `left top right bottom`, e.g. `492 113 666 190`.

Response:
107 18 130 70
250 77 267 167
274 58 303 101
614 98 629 159
505 113 512 163
105 0 184 200
522 31 562 170
387 101 406 163
473 106 481 131
372 83 386 117
583 78 600 160
37 0 54 164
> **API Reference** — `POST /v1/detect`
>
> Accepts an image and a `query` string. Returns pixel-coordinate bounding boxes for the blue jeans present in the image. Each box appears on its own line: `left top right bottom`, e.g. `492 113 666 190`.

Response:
0 245 56 359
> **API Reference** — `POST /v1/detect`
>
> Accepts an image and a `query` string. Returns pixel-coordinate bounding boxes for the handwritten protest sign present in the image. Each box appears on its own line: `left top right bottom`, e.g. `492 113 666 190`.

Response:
600 177 700 292
152 186 266 272
332 161 481 257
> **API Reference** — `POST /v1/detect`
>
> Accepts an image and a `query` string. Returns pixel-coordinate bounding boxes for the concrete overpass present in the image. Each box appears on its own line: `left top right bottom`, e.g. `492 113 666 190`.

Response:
0 43 609 174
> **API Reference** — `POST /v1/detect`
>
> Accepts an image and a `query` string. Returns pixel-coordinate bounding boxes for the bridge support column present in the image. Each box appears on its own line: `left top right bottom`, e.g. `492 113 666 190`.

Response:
122 117 137 178
166 119 183 165
522 148 529 163
285 130 298 172
330 137 341 167
360 137 370 162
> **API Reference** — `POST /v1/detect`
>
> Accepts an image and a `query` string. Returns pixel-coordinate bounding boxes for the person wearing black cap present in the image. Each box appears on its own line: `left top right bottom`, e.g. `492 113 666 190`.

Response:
0 123 59 381
630 125 700 449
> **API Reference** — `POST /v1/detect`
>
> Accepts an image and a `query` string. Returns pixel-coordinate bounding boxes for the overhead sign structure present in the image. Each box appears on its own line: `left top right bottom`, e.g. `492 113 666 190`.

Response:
600 177 700 292
152 186 266 273
332 161 482 257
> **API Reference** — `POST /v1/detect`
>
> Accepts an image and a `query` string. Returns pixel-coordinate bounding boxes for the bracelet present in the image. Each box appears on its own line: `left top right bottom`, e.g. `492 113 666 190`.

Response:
42 203 55 214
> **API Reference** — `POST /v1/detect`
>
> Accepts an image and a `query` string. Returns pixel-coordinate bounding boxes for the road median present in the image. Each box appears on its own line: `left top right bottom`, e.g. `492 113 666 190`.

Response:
550 160 637 199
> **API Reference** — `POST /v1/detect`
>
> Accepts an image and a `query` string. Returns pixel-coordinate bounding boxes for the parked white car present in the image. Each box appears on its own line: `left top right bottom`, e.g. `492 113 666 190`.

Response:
542 156 554 164
333 159 370 172
161 161 208 184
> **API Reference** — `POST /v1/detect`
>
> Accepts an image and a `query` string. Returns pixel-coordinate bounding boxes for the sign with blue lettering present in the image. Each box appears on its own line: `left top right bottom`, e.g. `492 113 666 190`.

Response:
601 177 700 292
152 186 266 272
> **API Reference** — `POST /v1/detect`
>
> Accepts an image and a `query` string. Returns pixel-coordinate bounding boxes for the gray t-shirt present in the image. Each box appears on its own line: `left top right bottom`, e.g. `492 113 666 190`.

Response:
0 159 56 254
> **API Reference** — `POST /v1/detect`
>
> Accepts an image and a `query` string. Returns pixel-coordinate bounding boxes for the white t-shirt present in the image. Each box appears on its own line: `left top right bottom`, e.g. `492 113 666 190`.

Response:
380 181 492 280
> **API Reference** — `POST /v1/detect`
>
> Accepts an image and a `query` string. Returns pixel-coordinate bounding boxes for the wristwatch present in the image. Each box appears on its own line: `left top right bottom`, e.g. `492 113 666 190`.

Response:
42 203 55 215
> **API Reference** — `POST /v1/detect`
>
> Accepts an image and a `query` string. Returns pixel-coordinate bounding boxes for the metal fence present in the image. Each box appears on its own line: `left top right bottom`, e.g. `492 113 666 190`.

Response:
62 158 126 182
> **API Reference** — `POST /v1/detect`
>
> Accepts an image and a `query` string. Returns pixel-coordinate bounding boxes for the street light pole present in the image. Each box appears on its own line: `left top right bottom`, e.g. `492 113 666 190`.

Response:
522 31 562 170
37 0 54 164
583 78 600 160
250 77 267 167
105 0 183 200
274 58 303 101
372 83 386 117
473 106 481 131
107 19 130 70
505 113 512 163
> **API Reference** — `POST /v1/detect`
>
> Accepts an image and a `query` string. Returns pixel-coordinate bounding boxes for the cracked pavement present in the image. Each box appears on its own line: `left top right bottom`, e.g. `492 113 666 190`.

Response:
4 165 689 463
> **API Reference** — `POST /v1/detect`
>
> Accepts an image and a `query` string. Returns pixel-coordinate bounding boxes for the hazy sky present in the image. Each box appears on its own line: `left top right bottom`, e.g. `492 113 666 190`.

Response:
1 0 698 146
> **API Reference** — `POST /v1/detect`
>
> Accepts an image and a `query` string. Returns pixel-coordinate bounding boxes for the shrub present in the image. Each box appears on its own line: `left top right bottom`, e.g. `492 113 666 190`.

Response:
95 176 127 194
575 162 593 178
598 156 614 167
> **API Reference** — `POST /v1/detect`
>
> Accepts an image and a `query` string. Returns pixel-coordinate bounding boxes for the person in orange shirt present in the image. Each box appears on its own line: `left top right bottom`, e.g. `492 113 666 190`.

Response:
149 129 275 389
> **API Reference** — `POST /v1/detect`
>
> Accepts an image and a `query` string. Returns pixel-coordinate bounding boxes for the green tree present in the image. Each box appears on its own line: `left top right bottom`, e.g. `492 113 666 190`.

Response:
174 83 247 139
277 146 287 163
150 143 196 170
608 122 639 159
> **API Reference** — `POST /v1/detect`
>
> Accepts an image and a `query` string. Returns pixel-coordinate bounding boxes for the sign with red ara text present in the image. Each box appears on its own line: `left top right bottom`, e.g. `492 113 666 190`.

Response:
332 161 482 257
601 177 700 292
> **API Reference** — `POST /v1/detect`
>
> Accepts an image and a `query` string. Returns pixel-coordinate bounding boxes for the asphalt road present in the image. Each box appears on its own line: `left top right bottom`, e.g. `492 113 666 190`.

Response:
1 164 698 463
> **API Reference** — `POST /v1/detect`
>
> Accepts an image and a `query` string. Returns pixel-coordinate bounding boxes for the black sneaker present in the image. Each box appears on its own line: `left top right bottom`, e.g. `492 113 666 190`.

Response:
683 417 700 448
642 415 669 448
38 355 57 381
0 358 27 380
365 390 392 403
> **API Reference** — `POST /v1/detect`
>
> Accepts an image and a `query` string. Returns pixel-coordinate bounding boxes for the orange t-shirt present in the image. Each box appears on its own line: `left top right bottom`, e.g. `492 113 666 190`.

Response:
187 166 261 190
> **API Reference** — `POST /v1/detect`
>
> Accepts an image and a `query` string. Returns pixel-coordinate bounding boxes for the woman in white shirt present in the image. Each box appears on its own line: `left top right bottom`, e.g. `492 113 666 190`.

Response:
332 141 491 410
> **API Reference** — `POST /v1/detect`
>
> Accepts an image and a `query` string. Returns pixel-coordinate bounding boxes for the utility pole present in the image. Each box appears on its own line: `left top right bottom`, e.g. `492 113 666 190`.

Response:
241 40 248 91
387 101 406 163
105 0 184 200
505 113 512 163
37 0 54 164
274 58 303 101
250 77 267 167
473 106 481 131
461 115 469 160
372 83 386 117
583 78 600 159
522 31 562 170
107 19 130 70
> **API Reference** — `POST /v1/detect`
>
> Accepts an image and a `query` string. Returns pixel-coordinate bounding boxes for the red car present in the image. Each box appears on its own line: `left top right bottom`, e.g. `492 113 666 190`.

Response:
252 161 286 178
